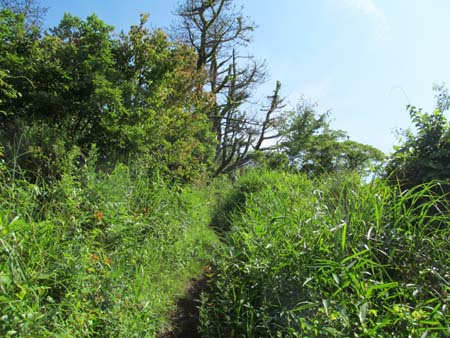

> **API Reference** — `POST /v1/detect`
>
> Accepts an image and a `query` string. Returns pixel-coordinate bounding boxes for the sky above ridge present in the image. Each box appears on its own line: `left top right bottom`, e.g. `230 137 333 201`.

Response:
43 0 450 154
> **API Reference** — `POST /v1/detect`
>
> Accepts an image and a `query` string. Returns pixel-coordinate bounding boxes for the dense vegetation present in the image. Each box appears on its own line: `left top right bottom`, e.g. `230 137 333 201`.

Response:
0 155 220 336
1 0 449 337
0 9 215 182
201 171 450 337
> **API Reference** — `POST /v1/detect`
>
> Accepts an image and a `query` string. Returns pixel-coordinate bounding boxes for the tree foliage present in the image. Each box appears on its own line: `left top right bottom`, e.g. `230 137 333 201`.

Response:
279 98 385 176
386 85 450 188
0 10 215 181
0 0 47 28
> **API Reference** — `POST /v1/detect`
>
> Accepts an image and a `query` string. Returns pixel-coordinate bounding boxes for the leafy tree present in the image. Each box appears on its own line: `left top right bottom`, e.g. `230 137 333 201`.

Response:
0 11 215 181
175 0 284 175
386 85 450 188
0 9 40 126
247 150 289 171
112 14 216 179
0 11 22 109
0 12 119 152
0 70 20 115
279 98 385 176
0 0 47 29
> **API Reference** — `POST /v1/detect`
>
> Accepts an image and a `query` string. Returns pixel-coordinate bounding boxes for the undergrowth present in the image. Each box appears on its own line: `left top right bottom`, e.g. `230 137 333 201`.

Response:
2 152 450 337
0 152 219 337
200 170 450 337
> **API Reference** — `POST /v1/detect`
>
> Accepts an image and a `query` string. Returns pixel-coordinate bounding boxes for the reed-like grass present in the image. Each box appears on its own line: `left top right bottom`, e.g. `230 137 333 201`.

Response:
0 161 219 337
2 155 449 337
200 170 450 337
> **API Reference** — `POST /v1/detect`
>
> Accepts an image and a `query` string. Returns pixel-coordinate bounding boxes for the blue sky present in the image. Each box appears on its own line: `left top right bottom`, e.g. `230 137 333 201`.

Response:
43 0 450 154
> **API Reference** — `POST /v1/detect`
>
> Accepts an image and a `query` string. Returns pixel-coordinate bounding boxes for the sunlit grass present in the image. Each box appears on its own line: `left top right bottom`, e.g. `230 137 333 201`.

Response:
2 158 449 337
0 162 219 337
200 170 450 337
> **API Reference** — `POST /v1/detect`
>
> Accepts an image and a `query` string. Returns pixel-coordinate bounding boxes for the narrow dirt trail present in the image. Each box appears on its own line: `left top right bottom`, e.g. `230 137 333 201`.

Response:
159 276 208 338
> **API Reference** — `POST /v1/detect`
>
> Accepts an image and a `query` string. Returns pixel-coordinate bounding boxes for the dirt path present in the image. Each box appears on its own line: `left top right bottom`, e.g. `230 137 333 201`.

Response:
159 276 208 338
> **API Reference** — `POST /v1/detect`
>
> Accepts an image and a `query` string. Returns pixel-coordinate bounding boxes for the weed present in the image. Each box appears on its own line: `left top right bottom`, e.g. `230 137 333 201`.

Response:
200 170 450 337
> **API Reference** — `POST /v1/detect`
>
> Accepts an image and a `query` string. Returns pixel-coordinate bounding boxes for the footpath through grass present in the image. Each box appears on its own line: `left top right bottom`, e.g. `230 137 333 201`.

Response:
1 164 449 337
0 162 219 337
200 170 450 337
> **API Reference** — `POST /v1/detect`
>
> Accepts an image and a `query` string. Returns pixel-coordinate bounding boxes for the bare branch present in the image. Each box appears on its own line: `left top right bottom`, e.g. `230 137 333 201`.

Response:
175 0 284 175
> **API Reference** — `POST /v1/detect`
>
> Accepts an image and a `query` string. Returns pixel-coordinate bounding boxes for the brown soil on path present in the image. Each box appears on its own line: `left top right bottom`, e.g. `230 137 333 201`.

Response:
159 276 208 338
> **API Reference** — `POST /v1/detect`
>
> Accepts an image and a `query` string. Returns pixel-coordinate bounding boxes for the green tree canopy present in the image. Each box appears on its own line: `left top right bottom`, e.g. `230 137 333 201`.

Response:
0 0 48 29
386 85 450 188
0 10 215 181
279 98 385 176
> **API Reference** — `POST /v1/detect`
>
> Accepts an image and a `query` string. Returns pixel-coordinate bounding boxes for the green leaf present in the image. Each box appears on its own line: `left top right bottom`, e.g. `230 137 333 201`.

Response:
359 302 369 324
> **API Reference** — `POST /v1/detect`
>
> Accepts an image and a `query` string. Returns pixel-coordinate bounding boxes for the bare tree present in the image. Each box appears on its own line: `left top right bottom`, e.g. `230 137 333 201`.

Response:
175 0 285 175
0 0 48 29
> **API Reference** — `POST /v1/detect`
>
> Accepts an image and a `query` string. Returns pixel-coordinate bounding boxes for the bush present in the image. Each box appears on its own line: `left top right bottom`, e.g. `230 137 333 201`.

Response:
386 86 450 189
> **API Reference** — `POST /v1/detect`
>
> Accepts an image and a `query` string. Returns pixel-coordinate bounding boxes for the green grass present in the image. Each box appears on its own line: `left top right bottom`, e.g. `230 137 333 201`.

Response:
200 170 450 337
0 161 219 337
2 156 450 337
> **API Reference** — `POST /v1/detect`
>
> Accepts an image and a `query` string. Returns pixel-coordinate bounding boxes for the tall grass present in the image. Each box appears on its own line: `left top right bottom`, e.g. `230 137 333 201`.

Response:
0 155 219 337
2 150 449 337
200 170 450 337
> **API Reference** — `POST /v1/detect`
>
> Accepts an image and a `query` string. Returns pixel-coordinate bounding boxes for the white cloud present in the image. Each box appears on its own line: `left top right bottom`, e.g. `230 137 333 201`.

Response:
342 0 389 40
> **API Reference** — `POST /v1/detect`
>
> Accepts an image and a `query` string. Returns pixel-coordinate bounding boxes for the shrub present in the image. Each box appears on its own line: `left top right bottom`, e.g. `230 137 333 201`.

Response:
386 86 450 189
